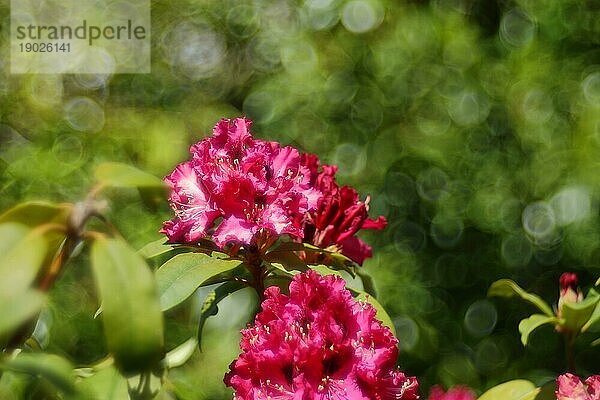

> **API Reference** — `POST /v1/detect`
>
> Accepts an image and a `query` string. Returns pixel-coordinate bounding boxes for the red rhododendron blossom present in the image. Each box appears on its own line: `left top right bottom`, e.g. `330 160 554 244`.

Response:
300 154 387 265
556 373 600 400
426 385 476 400
161 118 320 248
224 270 419 399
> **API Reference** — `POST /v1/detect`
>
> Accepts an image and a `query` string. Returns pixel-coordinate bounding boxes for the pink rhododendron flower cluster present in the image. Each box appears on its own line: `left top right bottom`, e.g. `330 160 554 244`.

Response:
300 154 387 265
224 270 419 399
162 117 320 248
556 373 600 400
162 117 386 263
426 385 476 400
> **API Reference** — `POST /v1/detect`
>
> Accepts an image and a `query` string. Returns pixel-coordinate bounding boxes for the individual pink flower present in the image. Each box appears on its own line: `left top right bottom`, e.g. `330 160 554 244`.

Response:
426 385 476 400
557 272 584 322
224 270 419 399
161 117 320 249
556 373 600 400
300 154 387 265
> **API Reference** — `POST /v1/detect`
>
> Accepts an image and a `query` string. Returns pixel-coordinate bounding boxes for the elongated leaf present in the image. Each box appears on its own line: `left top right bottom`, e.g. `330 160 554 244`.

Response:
75 365 128 400
488 279 554 317
95 162 164 189
0 290 46 337
91 235 164 374
0 230 48 296
197 281 246 350
596 277 599 286
518 314 559 346
138 238 174 259
156 253 242 311
478 380 537 400
163 338 197 369
561 294 600 332
0 201 70 228
264 251 308 272
354 291 397 336
0 353 76 395
582 302 600 332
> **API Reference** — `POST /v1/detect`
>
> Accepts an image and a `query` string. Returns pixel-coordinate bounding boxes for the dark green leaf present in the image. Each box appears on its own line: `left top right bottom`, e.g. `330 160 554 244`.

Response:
156 253 242 311
561 294 600 332
518 314 559 346
356 270 377 297
197 281 246 350
0 352 76 395
488 279 554 317
95 162 165 189
163 338 197 369
91 235 164 374
264 251 308 272
478 380 537 400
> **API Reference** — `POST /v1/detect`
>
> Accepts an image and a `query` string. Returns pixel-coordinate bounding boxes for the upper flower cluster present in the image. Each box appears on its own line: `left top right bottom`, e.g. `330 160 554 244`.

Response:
556 373 600 400
162 117 386 264
162 118 320 248
224 270 419 399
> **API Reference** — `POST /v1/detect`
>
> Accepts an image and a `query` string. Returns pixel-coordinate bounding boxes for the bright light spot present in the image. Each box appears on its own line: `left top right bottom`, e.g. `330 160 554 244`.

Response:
394 317 419 351
448 91 490 126
341 0 384 34
501 233 533 268
500 8 535 47
522 201 556 240
63 97 105 133
332 143 366 177
582 71 600 106
464 299 497 337
550 186 591 226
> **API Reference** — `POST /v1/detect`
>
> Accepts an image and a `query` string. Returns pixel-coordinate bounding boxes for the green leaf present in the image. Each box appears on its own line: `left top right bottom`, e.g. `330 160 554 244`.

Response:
75 365 128 400
518 314 560 346
356 270 377 297
0 229 48 296
197 281 246 350
0 201 70 228
478 380 537 400
264 251 308 272
163 338 197 369
592 337 600 346
156 253 242 311
582 302 600 332
561 294 600 332
354 291 397 337
0 352 76 395
95 162 165 189
91 235 164 374
488 279 554 317
596 277 599 286
138 238 174 259
0 290 46 338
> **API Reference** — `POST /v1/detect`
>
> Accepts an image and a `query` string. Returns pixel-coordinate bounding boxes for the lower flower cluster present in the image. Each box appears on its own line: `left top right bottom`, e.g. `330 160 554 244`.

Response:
557 373 600 400
224 271 419 399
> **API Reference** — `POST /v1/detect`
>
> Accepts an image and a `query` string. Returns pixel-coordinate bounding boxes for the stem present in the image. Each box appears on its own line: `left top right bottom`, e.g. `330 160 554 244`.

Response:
245 247 266 302
564 332 575 372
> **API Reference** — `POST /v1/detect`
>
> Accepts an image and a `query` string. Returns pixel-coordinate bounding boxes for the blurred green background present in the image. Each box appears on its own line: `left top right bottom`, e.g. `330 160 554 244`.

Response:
1 0 600 398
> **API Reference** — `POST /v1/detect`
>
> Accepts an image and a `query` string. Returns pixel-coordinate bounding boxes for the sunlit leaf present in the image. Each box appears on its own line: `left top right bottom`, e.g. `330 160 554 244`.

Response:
488 279 554 317
0 201 70 228
0 352 76 395
138 238 174 259
156 253 242 311
163 338 197 369
0 228 47 335
95 162 165 189
582 302 600 332
197 281 246 350
91 235 164 374
561 293 600 332
264 251 308 272
478 380 537 400
75 364 128 400
518 314 559 346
